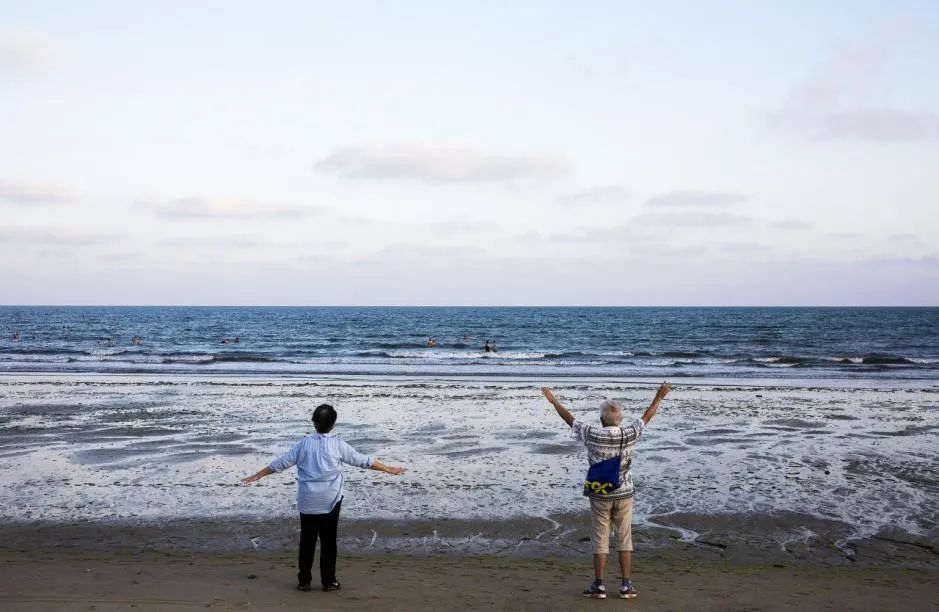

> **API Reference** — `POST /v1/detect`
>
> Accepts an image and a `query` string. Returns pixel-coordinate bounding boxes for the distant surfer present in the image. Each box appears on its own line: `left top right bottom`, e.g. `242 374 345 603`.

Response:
427 337 437 348
12 330 20 342
484 340 497 353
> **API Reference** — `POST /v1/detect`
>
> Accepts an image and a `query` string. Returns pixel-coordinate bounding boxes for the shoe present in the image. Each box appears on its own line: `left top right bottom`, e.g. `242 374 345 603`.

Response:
583 580 606 599
323 581 341 592
620 580 638 599
296 584 312 592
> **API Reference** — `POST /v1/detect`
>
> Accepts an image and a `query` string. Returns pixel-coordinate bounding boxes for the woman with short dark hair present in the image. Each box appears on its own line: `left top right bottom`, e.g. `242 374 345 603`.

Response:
241 403 407 592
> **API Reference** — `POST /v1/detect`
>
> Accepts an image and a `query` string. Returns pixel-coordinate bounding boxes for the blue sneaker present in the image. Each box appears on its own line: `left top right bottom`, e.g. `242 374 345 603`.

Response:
583 580 606 599
620 579 638 599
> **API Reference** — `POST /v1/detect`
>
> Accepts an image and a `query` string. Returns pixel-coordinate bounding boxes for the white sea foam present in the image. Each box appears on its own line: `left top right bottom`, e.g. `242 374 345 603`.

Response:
0 374 934 541
385 350 547 360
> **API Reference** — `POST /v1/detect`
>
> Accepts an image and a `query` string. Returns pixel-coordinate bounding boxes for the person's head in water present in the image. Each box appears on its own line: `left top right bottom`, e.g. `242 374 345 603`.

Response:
312 403 337 433
599 399 623 426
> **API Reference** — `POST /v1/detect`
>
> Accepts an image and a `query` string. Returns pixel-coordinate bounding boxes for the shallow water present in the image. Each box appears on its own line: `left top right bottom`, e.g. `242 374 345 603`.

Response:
0 374 935 544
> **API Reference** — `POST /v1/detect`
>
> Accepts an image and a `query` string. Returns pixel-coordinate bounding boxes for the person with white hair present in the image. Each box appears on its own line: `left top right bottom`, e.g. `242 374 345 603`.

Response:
541 382 671 599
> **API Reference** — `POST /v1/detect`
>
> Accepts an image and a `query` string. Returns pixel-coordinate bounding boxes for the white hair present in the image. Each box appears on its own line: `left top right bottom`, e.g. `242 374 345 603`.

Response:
599 399 623 426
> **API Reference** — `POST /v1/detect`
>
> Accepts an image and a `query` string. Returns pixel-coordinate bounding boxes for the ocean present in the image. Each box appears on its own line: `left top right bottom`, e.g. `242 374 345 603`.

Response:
0 306 936 553
1 306 937 379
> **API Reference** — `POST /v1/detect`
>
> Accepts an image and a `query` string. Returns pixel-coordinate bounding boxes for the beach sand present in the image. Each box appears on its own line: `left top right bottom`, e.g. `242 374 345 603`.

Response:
1 519 936 611
1 549 935 611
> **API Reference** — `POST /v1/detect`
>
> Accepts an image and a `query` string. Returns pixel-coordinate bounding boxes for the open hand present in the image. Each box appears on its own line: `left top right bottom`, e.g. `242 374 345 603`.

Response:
655 382 672 401
386 466 407 476
240 475 259 486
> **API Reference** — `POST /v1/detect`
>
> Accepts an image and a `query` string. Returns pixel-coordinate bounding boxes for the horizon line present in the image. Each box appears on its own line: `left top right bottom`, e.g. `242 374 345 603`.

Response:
0 304 936 309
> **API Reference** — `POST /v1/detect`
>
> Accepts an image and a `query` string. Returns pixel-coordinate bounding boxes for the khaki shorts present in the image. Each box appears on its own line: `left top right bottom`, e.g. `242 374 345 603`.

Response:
589 497 634 554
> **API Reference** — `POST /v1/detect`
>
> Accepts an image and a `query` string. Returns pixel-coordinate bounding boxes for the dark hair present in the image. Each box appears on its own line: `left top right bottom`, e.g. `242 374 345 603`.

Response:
312 403 337 433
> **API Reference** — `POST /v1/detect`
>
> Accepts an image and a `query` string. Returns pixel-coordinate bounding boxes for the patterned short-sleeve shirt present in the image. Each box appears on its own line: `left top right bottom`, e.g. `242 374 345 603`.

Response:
571 417 645 499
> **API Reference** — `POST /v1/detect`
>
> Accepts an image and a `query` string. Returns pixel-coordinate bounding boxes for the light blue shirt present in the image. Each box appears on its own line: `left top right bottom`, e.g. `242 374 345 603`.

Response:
268 433 373 514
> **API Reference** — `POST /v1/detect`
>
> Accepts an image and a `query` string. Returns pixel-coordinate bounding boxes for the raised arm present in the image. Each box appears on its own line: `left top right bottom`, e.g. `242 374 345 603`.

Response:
541 387 574 427
642 382 671 425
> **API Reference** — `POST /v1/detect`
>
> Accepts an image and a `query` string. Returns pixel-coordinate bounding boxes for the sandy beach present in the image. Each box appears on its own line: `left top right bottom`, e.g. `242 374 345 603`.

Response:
1 516 937 611
1 548 935 611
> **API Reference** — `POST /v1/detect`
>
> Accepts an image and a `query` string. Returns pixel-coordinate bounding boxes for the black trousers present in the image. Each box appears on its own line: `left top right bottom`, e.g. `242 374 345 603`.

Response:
298 499 342 587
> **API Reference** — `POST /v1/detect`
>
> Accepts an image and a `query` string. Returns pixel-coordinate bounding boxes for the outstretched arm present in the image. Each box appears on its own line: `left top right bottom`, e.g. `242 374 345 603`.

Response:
541 387 574 427
370 461 407 476
338 440 407 475
241 466 274 485
642 382 671 425
242 441 301 485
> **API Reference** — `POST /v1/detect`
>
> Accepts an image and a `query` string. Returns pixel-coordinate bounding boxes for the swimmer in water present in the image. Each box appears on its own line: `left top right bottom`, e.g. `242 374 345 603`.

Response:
12 330 21 342
104 338 113 347
484 340 497 353
131 337 141 346
427 337 437 348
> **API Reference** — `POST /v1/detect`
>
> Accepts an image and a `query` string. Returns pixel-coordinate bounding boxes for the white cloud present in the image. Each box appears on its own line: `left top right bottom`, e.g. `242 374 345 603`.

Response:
551 214 753 244
0 179 72 204
812 109 939 142
769 19 937 143
144 196 316 219
0 29 53 72
428 220 500 234
316 142 569 183
634 210 753 227
717 242 772 254
557 185 630 206
551 223 658 243
769 220 812 231
788 23 901 108
154 235 273 248
646 190 749 208
553 188 754 243
0 227 115 246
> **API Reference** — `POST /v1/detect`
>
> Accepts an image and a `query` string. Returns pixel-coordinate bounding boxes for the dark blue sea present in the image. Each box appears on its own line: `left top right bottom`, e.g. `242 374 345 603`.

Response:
0 306 937 379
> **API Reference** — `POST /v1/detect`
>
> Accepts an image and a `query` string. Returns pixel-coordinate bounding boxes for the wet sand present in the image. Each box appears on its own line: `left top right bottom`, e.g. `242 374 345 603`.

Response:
1 549 935 611
3 512 937 570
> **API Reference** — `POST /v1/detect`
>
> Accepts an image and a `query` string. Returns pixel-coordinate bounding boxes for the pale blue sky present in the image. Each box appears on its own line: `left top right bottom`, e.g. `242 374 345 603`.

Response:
2 1 938 305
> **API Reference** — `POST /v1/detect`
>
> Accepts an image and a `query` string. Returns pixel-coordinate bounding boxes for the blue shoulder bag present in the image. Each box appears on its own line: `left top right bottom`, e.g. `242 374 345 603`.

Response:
583 430 626 497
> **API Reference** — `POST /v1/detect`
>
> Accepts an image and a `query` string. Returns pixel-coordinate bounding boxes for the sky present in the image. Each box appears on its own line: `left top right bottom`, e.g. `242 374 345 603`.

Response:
1 1 938 306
